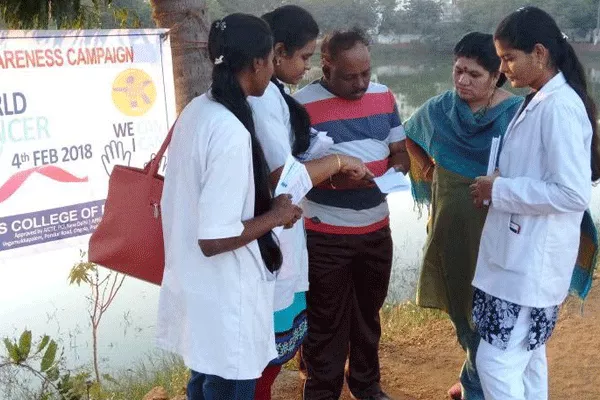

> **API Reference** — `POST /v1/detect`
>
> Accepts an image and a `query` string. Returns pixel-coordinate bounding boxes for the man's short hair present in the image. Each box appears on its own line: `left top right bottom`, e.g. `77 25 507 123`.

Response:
321 28 371 61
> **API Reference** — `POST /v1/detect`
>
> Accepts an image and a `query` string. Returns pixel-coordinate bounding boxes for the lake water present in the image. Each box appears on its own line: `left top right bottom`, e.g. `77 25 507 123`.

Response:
2 49 600 378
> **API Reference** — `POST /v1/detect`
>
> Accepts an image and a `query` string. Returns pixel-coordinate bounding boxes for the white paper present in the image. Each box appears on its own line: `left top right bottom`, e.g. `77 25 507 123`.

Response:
486 136 501 176
373 167 411 194
273 155 313 235
484 136 501 206
275 154 313 203
296 128 334 161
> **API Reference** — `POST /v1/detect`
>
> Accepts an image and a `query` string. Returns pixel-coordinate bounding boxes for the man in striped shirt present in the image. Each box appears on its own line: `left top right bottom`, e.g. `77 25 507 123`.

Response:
293 29 408 400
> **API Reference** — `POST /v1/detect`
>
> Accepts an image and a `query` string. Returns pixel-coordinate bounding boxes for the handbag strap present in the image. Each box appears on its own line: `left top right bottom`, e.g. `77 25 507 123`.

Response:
145 119 177 177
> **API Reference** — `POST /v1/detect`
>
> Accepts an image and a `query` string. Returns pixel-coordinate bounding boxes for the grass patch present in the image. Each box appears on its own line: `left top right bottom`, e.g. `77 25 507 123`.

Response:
282 301 448 373
91 352 188 400
380 301 447 342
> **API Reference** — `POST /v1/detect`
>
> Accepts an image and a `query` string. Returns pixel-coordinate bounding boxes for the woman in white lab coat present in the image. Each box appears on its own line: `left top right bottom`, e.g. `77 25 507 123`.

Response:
470 6 600 400
248 6 371 399
156 14 304 400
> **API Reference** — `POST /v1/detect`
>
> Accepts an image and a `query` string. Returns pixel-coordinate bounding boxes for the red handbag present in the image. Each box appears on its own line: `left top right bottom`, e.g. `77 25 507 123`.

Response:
88 123 175 285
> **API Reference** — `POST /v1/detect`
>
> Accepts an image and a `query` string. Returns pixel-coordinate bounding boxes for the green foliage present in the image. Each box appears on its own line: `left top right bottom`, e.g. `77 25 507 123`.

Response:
102 0 155 28
41 340 57 372
455 0 600 37
0 0 111 29
68 260 96 286
89 353 188 400
1 331 87 399
36 335 51 356
69 252 126 384
4 337 21 363
18 330 32 361
57 372 93 400
0 0 154 30
403 0 444 34
300 0 379 33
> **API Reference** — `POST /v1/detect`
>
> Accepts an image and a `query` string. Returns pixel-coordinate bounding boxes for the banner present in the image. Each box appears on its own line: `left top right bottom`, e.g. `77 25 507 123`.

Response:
0 29 176 260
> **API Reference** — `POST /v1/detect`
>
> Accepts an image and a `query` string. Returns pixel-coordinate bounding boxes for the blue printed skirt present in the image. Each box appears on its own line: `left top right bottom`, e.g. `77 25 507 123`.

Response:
270 291 308 366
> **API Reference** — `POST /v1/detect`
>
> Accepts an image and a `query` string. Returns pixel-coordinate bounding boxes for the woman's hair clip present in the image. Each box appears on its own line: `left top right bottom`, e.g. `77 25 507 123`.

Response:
215 20 226 31
214 55 225 65
561 32 569 41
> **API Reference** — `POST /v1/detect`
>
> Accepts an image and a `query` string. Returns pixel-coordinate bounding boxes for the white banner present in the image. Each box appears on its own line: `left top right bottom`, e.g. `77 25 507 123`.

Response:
0 29 176 260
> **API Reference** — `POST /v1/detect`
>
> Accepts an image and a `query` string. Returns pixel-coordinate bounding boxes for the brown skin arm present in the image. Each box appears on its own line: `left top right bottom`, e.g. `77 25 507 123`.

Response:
325 139 412 190
270 154 343 187
388 140 410 173
198 195 302 257
270 154 373 189
406 138 434 181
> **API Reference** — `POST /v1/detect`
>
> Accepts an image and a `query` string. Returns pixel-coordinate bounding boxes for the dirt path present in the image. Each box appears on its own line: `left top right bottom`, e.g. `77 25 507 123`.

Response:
273 278 600 399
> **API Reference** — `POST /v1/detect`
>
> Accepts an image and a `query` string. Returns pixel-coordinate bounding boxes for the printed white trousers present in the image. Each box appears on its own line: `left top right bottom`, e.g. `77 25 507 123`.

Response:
476 306 548 400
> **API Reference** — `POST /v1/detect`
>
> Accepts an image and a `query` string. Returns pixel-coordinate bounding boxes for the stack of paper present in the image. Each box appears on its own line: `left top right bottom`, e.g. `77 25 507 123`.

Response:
373 167 411 194
297 128 334 161
483 136 502 206
486 136 501 175
273 154 313 235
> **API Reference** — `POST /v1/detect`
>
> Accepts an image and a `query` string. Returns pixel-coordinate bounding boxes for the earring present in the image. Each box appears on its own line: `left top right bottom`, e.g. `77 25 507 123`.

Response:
276 58 281 66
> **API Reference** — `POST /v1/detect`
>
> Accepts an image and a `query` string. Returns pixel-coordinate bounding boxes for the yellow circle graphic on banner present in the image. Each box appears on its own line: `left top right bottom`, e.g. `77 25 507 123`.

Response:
112 69 157 116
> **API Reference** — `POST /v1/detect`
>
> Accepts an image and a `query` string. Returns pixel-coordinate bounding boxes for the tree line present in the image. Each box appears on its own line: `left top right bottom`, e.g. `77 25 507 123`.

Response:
3 0 599 47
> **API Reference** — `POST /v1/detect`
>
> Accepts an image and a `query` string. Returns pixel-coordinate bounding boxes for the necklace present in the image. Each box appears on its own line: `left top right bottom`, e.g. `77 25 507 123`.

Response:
474 87 497 122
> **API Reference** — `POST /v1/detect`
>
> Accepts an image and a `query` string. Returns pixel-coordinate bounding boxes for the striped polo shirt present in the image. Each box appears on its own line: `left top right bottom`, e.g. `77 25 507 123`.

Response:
293 81 406 235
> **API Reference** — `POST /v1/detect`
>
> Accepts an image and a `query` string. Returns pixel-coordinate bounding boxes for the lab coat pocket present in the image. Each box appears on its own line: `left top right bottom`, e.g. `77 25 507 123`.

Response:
484 212 537 275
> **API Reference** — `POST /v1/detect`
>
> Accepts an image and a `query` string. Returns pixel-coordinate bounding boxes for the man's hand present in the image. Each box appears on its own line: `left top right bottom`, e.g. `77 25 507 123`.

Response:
388 140 410 174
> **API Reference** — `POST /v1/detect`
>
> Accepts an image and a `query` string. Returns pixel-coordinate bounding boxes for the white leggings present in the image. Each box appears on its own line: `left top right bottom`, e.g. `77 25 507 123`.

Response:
476 306 548 400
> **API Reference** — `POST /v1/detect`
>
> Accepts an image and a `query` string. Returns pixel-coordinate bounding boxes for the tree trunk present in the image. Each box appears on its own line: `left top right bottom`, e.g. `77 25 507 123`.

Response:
92 323 100 384
150 0 212 114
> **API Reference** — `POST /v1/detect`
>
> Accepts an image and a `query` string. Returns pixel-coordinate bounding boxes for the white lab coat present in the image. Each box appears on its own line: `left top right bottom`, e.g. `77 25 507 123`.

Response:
473 72 593 308
156 94 277 380
249 82 310 312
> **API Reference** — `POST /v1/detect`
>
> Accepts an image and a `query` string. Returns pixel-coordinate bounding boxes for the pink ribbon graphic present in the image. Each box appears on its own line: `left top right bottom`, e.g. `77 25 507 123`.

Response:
0 165 88 204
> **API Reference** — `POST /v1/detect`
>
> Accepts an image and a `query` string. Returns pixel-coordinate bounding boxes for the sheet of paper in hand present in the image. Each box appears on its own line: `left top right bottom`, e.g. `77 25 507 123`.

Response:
483 136 502 206
273 154 312 235
275 154 313 204
296 128 334 161
373 167 411 194
486 136 501 175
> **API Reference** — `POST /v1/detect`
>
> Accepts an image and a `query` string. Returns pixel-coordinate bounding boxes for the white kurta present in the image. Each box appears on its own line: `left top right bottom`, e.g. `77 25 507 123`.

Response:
156 94 277 380
473 72 593 308
249 82 309 312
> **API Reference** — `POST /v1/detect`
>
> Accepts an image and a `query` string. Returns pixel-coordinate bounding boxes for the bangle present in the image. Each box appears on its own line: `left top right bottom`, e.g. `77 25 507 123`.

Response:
335 154 342 172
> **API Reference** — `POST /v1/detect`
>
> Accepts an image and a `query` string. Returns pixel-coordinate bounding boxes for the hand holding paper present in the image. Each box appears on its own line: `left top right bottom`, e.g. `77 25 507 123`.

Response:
273 155 313 234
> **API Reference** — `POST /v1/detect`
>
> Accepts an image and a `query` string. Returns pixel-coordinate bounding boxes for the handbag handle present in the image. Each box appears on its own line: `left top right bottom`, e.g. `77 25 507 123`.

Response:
144 119 177 177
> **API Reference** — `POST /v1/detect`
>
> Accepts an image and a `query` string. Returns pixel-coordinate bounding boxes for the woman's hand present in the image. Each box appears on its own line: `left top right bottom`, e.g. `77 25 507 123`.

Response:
338 155 374 181
270 194 303 228
470 171 499 208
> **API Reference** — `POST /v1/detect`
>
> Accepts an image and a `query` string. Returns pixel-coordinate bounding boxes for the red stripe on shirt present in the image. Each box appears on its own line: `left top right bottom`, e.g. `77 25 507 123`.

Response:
304 216 390 235
305 92 395 125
